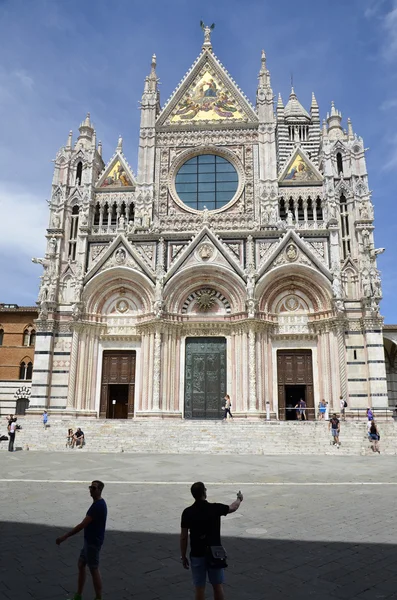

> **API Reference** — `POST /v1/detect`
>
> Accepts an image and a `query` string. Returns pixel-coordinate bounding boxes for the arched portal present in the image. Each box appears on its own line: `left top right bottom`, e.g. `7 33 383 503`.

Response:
257 266 335 420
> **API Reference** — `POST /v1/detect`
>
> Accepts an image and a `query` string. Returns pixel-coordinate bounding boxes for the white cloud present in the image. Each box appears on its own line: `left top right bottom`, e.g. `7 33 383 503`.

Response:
380 97 397 109
0 184 47 259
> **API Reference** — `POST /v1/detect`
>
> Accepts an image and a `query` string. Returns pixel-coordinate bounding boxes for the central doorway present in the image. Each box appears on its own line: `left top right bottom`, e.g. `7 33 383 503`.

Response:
100 351 136 418
184 337 226 419
285 385 306 421
107 384 129 419
277 350 314 420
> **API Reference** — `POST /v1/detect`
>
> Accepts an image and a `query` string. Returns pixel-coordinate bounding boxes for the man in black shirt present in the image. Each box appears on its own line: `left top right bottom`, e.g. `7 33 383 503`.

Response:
180 481 243 600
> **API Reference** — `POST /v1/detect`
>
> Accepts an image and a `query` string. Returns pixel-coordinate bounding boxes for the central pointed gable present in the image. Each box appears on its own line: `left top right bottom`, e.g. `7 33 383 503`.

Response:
279 147 323 186
157 50 258 128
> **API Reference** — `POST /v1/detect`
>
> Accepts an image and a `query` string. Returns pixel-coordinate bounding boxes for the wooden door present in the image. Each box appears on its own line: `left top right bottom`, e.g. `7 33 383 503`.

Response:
277 350 314 419
184 337 226 419
100 351 136 418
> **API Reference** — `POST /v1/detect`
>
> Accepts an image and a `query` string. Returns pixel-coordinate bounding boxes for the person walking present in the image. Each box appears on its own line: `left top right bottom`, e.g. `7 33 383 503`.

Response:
340 395 347 421
298 398 307 421
56 480 107 600
222 395 233 420
329 413 340 447
366 407 374 422
368 420 381 453
180 482 243 600
42 410 48 429
8 417 16 452
318 399 326 420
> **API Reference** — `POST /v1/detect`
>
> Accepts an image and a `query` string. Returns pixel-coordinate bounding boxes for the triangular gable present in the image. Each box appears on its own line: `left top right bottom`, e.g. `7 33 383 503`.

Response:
341 256 358 273
96 153 136 189
257 229 332 280
85 235 154 284
157 50 258 128
165 226 246 284
279 147 323 186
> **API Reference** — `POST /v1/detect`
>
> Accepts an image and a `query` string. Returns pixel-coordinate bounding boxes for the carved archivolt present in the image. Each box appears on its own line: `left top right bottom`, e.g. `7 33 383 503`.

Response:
83 270 153 315
165 269 245 314
258 272 332 314
182 288 231 315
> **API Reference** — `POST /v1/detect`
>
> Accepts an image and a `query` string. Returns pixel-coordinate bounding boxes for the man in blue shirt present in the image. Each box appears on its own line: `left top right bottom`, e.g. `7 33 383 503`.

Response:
56 480 107 600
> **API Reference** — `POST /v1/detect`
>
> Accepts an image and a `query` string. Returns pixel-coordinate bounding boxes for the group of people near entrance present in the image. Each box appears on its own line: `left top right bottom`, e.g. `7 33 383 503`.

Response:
56 479 242 600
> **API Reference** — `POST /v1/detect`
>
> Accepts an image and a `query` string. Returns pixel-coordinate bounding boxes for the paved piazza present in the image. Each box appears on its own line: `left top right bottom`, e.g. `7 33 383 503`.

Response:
1 453 397 600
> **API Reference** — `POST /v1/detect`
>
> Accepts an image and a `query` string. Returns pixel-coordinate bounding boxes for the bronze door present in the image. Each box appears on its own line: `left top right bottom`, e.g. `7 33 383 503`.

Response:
184 337 226 419
277 350 314 420
100 351 136 418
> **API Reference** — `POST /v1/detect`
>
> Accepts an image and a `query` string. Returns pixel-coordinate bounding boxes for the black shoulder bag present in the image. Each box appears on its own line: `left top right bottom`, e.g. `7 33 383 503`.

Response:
205 545 228 569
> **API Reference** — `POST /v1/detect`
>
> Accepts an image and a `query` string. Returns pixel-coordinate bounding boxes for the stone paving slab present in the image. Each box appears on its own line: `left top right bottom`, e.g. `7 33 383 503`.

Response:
1 453 397 599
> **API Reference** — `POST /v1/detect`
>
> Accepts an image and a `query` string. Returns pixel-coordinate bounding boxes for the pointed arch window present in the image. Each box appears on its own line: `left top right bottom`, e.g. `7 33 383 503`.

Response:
307 198 314 221
26 362 33 380
340 194 351 259
0 328 3 346
316 198 323 221
19 361 26 380
76 162 83 186
298 198 304 221
23 327 36 346
336 152 343 175
279 198 286 220
68 205 79 261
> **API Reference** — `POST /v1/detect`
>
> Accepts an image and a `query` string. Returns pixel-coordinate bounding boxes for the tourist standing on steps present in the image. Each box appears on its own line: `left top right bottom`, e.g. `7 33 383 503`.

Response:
340 395 346 421
222 395 233 420
56 480 107 600
8 417 16 452
42 410 48 429
298 398 306 421
329 413 340 447
318 399 326 420
180 482 243 600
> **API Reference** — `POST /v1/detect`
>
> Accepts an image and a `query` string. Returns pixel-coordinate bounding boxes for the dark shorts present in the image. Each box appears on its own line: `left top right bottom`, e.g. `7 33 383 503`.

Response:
79 541 101 569
190 556 224 587
369 433 379 441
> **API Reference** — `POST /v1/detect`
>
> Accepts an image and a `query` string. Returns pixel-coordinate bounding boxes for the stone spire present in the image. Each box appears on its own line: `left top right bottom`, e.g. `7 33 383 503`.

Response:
310 92 320 123
258 49 268 87
117 135 123 153
256 49 273 122
327 101 343 138
66 130 73 150
347 117 354 139
77 113 94 145
277 93 285 119
98 140 102 157
284 87 310 120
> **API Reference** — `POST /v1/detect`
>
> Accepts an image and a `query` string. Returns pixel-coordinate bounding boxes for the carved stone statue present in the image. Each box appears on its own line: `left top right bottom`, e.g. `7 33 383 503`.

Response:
48 238 57 255
362 271 372 298
286 211 294 227
202 206 209 225
270 205 278 225
135 208 143 227
332 273 343 298
359 202 369 220
142 209 151 229
52 213 60 228
118 215 126 229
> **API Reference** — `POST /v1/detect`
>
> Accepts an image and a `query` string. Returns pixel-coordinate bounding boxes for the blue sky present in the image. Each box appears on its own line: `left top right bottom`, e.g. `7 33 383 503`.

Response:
0 0 396 321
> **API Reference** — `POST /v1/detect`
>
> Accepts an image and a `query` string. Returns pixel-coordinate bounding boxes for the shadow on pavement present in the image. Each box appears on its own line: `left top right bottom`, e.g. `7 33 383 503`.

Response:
1 521 396 600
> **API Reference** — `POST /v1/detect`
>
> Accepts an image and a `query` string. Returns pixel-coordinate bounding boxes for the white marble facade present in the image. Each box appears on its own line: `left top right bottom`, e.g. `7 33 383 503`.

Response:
29 29 388 419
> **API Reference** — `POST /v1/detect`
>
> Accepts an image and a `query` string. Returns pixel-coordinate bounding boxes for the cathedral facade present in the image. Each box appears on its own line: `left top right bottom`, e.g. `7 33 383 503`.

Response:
29 30 388 420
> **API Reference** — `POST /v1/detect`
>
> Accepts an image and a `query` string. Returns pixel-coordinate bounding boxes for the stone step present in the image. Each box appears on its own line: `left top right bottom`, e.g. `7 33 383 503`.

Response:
0 418 394 455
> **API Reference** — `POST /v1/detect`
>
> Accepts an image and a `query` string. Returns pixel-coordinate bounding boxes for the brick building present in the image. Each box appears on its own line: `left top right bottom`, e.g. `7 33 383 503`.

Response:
0 303 38 415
